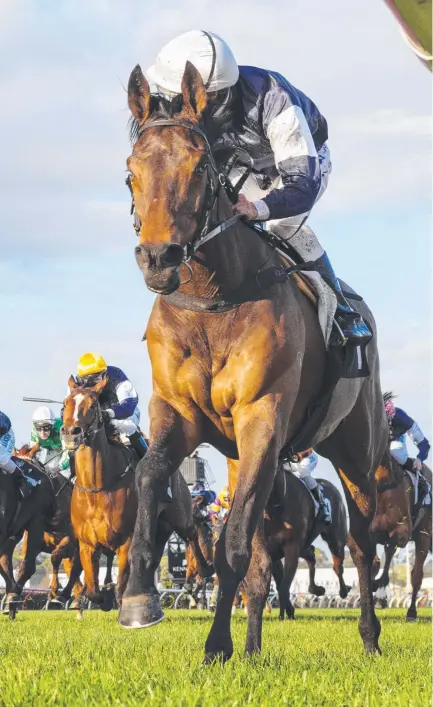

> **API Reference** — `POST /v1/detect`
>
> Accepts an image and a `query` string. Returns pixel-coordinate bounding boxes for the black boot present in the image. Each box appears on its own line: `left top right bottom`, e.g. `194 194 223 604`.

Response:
313 253 372 346
127 431 149 460
312 485 332 524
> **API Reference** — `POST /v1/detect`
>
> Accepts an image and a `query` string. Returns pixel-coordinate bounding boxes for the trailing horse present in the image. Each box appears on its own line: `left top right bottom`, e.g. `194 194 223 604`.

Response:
373 463 432 621
265 468 350 619
0 458 57 616
184 504 214 609
120 62 410 660
61 378 212 612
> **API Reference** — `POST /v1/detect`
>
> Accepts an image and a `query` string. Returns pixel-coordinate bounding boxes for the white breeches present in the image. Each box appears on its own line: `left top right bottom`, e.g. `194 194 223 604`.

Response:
111 407 140 436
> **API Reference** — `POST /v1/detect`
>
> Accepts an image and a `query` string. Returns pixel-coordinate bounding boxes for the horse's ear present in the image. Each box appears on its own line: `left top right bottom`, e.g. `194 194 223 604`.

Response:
181 61 207 121
68 375 77 391
91 377 107 395
128 65 151 123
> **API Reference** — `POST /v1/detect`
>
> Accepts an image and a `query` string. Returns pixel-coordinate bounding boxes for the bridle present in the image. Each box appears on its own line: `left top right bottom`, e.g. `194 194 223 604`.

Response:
62 394 104 451
125 118 252 262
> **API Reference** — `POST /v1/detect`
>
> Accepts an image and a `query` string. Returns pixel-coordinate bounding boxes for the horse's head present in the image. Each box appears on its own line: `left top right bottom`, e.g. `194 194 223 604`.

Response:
127 61 221 294
61 376 107 451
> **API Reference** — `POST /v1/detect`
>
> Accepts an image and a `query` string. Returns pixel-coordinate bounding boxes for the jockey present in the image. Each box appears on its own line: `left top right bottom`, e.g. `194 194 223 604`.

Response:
287 449 331 524
210 484 231 521
30 407 70 476
190 482 216 521
145 30 372 346
72 353 148 460
0 411 32 498
384 392 431 507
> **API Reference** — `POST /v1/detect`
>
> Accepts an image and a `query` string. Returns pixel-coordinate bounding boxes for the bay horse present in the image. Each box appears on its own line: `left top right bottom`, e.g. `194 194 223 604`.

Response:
120 61 410 660
372 463 432 621
265 470 350 620
61 378 212 611
184 504 214 609
0 458 57 615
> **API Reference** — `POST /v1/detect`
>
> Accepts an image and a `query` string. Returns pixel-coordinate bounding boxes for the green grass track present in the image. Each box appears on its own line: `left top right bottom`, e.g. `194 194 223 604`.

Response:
0 609 430 707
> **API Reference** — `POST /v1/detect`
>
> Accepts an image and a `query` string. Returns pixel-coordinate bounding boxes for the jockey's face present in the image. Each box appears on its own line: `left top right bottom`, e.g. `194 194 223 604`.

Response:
35 424 52 440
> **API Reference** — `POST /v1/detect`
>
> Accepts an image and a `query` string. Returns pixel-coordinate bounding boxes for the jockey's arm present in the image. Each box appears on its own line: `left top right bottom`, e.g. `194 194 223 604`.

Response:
107 375 139 421
408 420 430 462
253 88 323 221
0 430 18 473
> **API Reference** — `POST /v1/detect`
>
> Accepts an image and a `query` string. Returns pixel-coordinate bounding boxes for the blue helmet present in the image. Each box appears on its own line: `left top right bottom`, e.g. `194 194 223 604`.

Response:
191 482 206 497
0 411 12 437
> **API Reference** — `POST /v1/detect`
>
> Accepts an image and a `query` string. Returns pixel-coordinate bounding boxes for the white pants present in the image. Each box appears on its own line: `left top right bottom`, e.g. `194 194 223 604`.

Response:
286 452 319 490
111 407 140 437
389 439 409 466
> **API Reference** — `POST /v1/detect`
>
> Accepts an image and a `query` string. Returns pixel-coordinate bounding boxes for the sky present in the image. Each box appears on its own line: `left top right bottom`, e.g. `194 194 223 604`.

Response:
0 0 431 494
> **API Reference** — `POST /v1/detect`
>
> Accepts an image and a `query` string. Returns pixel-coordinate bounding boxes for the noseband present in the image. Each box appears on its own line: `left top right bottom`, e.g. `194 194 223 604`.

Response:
126 118 252 261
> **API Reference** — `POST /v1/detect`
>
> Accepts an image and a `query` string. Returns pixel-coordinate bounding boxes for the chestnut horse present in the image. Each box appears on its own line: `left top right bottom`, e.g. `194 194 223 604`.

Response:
62 378 212 610
120 62 410 660
373 463 432 622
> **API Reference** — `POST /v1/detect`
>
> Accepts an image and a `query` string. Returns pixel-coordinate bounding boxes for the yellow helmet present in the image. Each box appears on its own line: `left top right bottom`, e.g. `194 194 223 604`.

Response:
77 352 107 378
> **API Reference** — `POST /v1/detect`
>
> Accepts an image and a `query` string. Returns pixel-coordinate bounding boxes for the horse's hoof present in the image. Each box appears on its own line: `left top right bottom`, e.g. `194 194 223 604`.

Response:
47 596 66 610
203 650 232 665
118 594 164 629
364 643 382 656
406 610 417 623
100 588 115 613
309 585 326 597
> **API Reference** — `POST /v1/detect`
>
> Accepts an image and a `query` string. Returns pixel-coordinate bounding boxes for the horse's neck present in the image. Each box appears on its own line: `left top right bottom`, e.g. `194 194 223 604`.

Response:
179 199 274 298
74 430 112 488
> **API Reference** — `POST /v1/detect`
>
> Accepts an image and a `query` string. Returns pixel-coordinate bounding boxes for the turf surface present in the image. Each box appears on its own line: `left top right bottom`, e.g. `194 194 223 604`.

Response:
0 609 430 706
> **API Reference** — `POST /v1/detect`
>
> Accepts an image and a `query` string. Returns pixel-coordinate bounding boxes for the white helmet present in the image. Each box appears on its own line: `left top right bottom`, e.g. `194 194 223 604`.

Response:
32 406 56 425
146 30 239 96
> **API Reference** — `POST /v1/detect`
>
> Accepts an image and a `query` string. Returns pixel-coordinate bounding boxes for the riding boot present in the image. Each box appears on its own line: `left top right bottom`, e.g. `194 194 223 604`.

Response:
127 431 149 460
311 485 332 524
283 225 372 345
308 253 372 346
416 470 432 508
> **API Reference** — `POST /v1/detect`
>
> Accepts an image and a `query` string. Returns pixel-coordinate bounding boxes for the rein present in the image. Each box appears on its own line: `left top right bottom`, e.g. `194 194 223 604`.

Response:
74 462 134 494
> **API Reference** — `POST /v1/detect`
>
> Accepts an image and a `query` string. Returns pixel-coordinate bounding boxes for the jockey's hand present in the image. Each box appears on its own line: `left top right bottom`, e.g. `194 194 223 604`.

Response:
413 458 423 472
233 194 258 221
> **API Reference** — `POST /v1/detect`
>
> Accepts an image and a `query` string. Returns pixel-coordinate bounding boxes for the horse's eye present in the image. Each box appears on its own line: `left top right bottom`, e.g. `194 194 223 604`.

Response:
194 162 208 175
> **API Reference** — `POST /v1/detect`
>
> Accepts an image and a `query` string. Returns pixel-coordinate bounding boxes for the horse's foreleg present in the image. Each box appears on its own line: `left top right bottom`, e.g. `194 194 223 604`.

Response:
115 539 131 607
371 543 395 592
205 424 281 662
120 401 200 629
103 551 115 587
407 522 431 622
79 543 101 605
0 538 17 594
13 517 45 595
62 556 84 601
244 519 272 654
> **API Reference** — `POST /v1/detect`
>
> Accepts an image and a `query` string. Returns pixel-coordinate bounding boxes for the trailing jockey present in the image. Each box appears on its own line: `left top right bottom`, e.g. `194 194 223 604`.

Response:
190 481 216 522
285 449 332 524
145 29 372 346
210 485 231 523
30 407 70 476
384 392 431 511
70 353 149 460
0 411 34 499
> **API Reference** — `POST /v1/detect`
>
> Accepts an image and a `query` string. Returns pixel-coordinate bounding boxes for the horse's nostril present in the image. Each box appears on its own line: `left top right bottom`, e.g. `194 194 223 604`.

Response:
134 245 142 256
162 244 183 267
72 427 82 435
